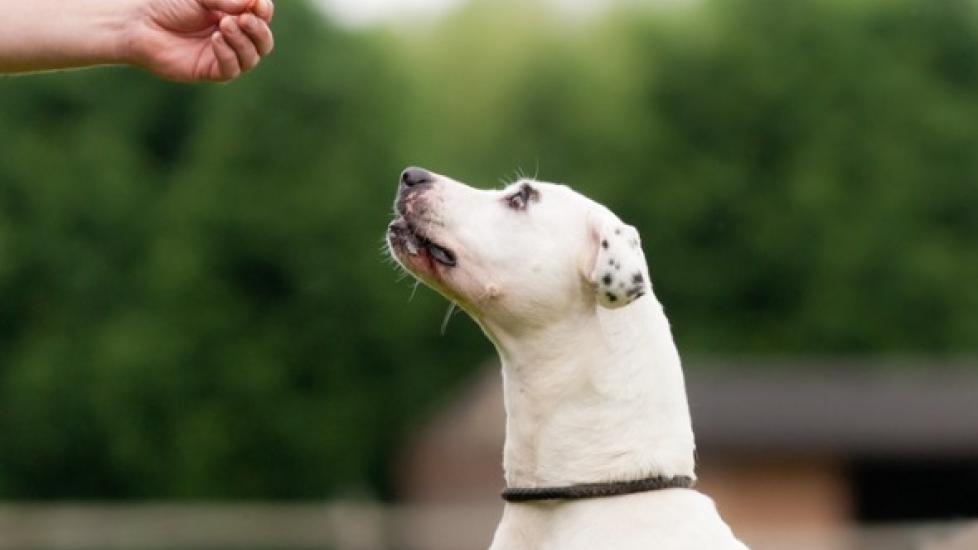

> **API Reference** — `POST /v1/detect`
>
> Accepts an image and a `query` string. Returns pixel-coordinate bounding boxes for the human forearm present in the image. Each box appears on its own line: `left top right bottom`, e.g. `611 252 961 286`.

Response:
0 0 136 73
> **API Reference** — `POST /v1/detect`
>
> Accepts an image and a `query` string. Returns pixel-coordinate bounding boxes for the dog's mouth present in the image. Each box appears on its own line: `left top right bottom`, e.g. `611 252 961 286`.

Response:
388 217 458 268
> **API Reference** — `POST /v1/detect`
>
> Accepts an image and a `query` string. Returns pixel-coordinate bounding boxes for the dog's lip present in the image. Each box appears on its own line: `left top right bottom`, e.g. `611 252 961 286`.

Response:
388 217 457 268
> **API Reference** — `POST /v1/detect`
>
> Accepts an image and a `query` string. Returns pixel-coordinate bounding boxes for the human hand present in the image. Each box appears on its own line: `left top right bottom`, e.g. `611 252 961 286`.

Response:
127 0 275 82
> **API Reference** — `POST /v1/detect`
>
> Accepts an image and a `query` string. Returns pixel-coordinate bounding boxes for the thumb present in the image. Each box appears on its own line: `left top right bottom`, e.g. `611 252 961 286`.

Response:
199 0 254 14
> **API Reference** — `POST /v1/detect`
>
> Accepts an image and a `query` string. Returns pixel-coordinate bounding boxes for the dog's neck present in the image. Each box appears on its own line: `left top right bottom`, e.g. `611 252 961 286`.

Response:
487 292 696 488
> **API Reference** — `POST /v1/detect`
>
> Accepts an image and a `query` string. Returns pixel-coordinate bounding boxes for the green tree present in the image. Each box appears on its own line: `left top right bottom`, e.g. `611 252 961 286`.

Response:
0 0 975 499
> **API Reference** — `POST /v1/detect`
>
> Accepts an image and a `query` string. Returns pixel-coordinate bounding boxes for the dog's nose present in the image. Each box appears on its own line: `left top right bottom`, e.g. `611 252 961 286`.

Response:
401 167 434 187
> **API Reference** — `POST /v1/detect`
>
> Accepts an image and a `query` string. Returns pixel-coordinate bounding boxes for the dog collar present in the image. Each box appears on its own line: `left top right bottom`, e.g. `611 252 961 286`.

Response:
501 475 695 503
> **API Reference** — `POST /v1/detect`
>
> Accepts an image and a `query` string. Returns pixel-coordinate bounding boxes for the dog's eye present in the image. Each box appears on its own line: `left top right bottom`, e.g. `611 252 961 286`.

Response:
506 183 538 211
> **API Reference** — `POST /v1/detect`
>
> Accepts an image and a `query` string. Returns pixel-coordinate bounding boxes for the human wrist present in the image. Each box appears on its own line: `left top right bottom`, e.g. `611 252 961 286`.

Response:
42 0 141 68
97 0 144 67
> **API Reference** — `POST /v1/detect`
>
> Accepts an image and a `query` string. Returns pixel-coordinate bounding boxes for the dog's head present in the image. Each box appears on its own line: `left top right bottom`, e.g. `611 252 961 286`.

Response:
387 167 650 331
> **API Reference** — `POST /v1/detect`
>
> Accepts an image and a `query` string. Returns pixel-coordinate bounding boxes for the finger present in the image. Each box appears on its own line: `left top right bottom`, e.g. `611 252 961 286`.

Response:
200 0 252 14
220 16 261 72
253 0 274 22
211 31 241 81
239 13 274 57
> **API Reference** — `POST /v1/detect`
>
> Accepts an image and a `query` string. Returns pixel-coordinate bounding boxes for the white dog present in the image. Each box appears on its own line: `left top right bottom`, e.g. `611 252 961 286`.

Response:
387 168 748 550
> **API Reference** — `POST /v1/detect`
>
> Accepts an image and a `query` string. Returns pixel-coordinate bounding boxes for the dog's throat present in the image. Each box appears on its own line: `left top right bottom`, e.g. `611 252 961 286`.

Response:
501 474 695 503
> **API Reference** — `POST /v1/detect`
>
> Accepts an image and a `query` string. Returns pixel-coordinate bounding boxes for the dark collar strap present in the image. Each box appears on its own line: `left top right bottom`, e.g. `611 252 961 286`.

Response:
502 475 695 503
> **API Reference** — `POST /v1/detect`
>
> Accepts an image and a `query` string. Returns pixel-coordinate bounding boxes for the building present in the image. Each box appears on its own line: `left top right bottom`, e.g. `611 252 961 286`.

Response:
397 358 978 550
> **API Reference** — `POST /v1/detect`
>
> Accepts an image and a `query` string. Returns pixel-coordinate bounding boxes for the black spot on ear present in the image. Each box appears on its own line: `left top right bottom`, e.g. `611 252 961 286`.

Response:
633 273 644 284
608 259 615 266
606 292 618 303
602 274 612 286
601 240 609 249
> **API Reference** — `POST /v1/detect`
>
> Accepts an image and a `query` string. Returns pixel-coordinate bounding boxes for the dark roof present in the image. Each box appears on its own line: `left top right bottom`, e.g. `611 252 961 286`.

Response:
686 358 978 457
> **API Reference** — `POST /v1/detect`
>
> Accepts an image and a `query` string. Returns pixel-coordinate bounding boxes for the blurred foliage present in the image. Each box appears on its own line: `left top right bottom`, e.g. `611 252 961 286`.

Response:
0 0 976 498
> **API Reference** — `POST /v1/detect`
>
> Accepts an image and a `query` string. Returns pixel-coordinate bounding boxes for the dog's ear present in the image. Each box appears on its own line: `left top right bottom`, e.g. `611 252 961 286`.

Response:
585 211 650 309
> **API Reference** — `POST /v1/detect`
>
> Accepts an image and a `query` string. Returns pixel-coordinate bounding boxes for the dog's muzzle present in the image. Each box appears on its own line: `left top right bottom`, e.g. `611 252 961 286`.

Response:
387 167 457 268
387 218 457 267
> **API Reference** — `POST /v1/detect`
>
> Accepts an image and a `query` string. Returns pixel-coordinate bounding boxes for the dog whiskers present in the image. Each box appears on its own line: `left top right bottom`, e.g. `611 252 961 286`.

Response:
499 171 518 188
500 166 541 190
441 301 459 335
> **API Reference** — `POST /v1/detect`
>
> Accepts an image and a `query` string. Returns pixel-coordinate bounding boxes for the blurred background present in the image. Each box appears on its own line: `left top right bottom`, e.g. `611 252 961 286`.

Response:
1 0 977 548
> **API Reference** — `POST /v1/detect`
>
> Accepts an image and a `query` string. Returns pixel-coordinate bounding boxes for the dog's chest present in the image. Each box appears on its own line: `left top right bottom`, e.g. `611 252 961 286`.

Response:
489 490 748 550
